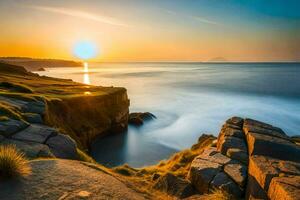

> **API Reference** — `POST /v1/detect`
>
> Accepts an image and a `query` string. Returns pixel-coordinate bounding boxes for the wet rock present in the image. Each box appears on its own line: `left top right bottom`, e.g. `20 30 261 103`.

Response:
153 173 196 198
247 132 300 162
12 124 56 143
0 118 29 137
268 176 300 200
23 113 43 124
224 163 248 187
210 172 243 197
46 133 77 159
128 112 156 126
188 157 222 193
226 148 248 165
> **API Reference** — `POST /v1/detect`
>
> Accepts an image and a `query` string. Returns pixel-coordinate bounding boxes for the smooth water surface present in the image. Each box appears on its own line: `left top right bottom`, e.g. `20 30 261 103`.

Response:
39 62 300 167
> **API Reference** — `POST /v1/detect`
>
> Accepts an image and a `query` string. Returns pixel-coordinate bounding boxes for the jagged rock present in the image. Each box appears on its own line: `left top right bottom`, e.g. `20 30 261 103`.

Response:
268 176 300 200
246 155 300 199
188 157 222 193
226 148 248 165
247 132 300 162
226 116 244 128
210 172 243 197
221 126 245 139
128 112 156 126
46 133 78 159
11 124 56 143
0 118 29 137
0 139 54 158
153 173 196 198
217 136 247 155
224 163 247 187
198 147 232 165
23 113 43 123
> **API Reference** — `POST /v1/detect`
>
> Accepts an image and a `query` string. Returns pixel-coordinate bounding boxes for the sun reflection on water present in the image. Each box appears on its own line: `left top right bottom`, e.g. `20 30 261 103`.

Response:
83 62 90 85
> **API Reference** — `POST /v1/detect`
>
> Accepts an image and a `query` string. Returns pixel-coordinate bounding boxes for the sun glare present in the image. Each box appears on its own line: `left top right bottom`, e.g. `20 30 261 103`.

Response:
74 41 98 59
84 62 89 72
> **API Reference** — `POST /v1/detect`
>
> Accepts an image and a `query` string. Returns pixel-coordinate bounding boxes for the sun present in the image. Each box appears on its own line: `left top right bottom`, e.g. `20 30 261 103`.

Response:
73 41 98 60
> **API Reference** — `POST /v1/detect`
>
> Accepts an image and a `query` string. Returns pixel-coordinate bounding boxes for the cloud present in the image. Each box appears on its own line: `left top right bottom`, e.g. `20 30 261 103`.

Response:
190 16 219 26
26 5 129 27
165 9 219 26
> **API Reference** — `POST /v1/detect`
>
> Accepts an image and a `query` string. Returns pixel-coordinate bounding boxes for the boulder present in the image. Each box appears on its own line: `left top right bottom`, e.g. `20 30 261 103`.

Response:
268 176 300 200
226 148 248 165
23 113 43 124
221 126 245 139
210 172 243 197
217 136 247 155
224 163 248 187
0 119 29 137
246 132 300 162
46 133 78 159
153 173 196 198
198 147 232 165
243 118 285 135
11 124 56 143
0 139 54 159
22 100 45 115
246 155 300 199
188 157 222 193
226 116 244 128
128 112 156 126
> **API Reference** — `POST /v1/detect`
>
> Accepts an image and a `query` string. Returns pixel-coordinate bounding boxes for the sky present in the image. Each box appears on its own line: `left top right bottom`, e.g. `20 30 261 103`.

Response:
0 0 299 62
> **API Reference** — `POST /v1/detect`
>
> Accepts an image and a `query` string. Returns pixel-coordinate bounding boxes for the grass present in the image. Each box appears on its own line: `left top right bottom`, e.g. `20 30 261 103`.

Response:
0 145 32 179
76 148 96 163
201 189 235 200
0 101 23 121
129 134 216 179
0 81 33 93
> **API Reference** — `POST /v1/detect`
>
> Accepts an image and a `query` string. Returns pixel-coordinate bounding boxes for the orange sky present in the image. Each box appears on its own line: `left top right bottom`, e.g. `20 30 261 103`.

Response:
0 1 299 62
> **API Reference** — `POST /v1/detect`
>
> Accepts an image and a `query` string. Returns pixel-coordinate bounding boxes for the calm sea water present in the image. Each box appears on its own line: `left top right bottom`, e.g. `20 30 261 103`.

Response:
39 62 300 167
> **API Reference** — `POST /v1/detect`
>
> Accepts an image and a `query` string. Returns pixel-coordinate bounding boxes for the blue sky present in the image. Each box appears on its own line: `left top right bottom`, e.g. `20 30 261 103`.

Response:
0 0 299 61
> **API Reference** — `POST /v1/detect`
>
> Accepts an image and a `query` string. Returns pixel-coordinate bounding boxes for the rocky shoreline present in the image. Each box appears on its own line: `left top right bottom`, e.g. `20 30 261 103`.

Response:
1 63 299 200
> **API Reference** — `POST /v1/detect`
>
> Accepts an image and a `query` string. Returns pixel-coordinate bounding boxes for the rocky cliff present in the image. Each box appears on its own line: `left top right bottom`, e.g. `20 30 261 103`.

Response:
0 62 129 156
186 117 300 200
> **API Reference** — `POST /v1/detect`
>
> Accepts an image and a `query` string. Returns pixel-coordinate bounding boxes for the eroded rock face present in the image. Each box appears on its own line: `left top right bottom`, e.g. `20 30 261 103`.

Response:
188 156 222 193
189 117 300 200
153 173 196 198
268 176 300 200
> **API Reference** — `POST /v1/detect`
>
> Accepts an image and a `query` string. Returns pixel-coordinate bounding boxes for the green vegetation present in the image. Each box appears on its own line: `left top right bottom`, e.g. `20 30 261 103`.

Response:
113 134 216 179
0 101 23 120
0 81 33 93
76 148 96 163
0 145 32 179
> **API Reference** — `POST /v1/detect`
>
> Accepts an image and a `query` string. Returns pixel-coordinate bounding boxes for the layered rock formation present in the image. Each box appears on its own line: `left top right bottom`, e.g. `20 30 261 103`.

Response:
188 117 300 200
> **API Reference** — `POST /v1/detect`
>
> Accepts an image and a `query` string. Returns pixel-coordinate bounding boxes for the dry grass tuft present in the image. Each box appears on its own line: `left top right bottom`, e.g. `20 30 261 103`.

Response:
76 148 96 164
0 145 32 179
201 189 235 200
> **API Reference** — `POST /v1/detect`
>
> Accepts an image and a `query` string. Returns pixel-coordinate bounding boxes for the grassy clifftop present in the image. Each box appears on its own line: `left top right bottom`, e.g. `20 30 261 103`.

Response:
0 62 129 149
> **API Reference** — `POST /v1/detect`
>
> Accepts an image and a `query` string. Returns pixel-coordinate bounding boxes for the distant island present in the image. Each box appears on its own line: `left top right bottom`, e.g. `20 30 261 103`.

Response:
208 57 228 62
0 57 82 71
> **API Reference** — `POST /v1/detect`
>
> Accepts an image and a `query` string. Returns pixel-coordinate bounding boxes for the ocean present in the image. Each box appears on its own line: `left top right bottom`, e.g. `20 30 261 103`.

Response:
38 62 300 167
